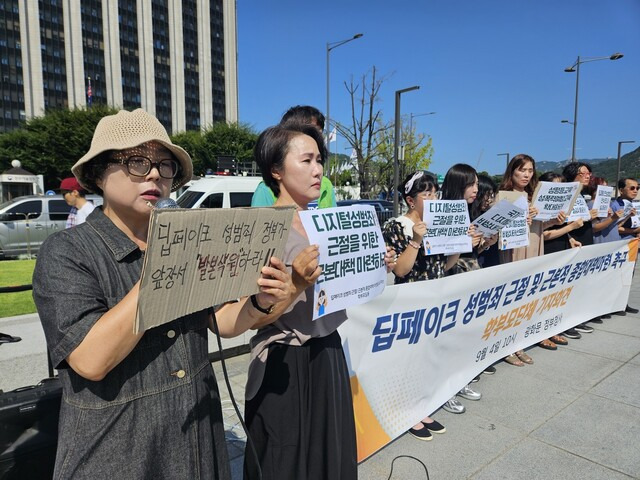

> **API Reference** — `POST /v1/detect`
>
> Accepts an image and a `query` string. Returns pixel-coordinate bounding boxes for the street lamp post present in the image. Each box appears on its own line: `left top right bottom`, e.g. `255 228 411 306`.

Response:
616 140 636 194
393 86 420 217
326 33 363 173
561 120 575 161
564 52 623 162
408 111 436 138
497 153 510 168
403 111 436 180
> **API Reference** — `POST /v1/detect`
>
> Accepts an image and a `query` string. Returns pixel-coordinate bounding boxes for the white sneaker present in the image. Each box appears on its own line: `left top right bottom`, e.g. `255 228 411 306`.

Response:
457 384 482 401
442 397 466 414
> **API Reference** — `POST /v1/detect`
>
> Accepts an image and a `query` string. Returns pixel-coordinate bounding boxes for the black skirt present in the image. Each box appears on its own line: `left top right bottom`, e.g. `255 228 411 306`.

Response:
244 331 357 480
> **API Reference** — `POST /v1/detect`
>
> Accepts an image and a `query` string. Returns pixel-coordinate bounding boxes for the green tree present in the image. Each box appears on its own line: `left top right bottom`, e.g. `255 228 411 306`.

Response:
201 122 258 174
170 130 209 177
0 105 119 190
0 108 260 189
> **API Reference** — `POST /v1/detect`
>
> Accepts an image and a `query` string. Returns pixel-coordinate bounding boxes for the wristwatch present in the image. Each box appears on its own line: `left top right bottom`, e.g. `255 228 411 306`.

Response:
250 294 274 315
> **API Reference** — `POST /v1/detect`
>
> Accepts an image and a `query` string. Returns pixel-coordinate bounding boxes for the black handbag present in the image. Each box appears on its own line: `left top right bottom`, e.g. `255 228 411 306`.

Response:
0 377 61 480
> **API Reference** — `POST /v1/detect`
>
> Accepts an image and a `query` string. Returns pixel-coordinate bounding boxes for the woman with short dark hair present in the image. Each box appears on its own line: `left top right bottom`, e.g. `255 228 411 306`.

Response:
244 123 395 479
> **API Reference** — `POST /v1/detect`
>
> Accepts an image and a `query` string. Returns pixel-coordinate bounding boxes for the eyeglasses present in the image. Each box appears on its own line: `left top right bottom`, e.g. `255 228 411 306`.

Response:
112 156 179 179
628 186 639 191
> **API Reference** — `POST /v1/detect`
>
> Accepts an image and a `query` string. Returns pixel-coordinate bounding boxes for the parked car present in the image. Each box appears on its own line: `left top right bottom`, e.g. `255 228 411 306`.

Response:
0 194 103 258
176 175 262 209
336 199 395 225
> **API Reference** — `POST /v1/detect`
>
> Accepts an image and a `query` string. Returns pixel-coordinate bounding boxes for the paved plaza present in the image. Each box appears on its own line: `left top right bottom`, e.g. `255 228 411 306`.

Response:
2 270 639 479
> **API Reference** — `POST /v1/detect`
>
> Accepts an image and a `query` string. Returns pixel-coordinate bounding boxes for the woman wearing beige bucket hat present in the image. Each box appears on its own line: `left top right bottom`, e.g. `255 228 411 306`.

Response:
32 109 294 479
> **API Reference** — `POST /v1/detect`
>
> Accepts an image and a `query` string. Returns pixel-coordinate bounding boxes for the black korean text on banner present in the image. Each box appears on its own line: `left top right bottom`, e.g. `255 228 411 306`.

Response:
135 207 295 332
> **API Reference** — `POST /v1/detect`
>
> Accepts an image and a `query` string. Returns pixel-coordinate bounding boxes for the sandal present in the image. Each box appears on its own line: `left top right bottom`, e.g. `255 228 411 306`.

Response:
550 335 568 345
504 354 524 367
538 339 558 351
0 333 22 344
515 350 534 364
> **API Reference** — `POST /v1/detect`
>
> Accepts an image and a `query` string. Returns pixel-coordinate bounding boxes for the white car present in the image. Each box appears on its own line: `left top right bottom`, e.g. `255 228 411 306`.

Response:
176 175 262 209
0 194 103 258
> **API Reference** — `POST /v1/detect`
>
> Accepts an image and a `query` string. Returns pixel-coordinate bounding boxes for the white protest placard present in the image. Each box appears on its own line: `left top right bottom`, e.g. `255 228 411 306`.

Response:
298 205 387 320
532 181 580 221
471 200 526 238
592 185 614 218
497 193 529 250
136 207 295 332
422 200 472 255
630 200 640 228
568 195 591 222
615 200 639 228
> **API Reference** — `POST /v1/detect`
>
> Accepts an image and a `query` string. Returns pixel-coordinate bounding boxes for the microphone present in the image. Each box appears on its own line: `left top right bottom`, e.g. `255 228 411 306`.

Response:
154 198 179 209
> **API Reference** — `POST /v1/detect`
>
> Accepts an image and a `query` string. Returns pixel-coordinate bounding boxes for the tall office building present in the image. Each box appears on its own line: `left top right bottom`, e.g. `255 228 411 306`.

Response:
0 0 238 134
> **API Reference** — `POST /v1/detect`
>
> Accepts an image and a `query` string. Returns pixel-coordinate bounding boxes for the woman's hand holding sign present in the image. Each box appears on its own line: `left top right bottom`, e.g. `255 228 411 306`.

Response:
527 205 539 226
292 245 322 294
256 257 294 309
384 246 397 272
468 224 483 248
412 221 427 243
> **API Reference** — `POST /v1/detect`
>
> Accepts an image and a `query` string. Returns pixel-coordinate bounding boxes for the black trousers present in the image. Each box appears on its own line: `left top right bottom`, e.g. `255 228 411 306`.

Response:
244 331 357 480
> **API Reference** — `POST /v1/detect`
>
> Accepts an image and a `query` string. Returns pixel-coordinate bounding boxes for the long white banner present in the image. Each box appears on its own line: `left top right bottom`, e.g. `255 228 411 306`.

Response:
340 239 637 462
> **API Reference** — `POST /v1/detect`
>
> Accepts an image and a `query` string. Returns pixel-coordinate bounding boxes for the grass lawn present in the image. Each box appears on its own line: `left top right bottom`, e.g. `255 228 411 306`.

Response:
0 259 37 318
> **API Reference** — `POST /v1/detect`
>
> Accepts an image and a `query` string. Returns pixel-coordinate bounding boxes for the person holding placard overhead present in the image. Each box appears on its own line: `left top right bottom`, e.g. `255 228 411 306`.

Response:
498 155 567 364
32 109 295 479
382 171 453 434
244 122 396 479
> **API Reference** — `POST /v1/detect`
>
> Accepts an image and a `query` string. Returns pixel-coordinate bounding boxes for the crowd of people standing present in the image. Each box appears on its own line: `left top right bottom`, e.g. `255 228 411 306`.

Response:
31 104 637 480
381 153 639 444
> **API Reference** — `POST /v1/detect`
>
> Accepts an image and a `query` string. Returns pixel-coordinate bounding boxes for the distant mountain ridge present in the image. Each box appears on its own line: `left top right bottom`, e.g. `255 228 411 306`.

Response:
535 147 640 182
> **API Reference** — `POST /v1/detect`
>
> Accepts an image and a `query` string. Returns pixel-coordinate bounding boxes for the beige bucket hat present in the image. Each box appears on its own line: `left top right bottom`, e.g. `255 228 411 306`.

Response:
72 109 193 192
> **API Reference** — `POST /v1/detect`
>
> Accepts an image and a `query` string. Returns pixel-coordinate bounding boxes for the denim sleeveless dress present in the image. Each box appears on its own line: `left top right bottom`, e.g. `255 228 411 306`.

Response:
33 208 230 480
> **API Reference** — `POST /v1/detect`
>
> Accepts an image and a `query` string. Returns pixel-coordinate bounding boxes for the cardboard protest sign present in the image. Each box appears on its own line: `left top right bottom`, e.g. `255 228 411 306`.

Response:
299 205 387 320
135 207 295 332
568 196 591 222
592 185 614 218
471 200 526 238
532 181 580 221
497 191 529 250
422 200 472 255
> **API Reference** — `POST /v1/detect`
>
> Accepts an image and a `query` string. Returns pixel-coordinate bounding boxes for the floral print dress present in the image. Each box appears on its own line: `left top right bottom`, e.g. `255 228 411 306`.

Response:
382 216 446 283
